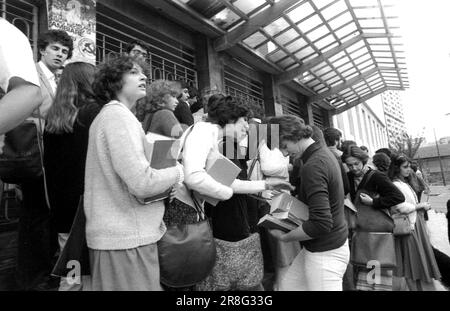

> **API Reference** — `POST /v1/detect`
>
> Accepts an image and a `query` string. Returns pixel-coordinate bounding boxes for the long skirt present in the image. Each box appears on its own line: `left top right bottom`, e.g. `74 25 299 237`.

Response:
89 243 162 291
394 211 441 283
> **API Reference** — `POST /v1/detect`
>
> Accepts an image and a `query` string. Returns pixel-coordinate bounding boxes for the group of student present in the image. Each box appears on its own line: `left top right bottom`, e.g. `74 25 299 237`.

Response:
0 17 443 291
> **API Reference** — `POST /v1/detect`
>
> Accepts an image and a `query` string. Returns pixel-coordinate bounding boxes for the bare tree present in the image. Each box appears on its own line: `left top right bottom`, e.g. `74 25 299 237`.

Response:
389 132 425 159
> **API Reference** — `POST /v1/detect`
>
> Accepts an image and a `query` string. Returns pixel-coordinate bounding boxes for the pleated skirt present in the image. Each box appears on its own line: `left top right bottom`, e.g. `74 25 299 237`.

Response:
394 211 441 282
89 243 163 291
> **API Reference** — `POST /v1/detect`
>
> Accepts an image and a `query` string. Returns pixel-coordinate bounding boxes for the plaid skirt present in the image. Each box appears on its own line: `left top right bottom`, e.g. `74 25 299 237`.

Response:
355 268 393 291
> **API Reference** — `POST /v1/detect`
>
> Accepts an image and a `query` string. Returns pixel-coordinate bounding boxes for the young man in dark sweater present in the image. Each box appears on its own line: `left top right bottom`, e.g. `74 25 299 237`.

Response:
266 115 349 291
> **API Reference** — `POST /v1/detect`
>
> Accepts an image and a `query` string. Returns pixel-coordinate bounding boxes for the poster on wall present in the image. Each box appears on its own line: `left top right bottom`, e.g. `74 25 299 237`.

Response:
47 0 96 65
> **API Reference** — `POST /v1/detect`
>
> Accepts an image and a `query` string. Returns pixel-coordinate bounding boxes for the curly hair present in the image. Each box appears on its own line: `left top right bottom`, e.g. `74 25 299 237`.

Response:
46 62 96 134
93 55 146 106
38 30 74 60
206 95 250 127
146 79 181 112
341 145 369 165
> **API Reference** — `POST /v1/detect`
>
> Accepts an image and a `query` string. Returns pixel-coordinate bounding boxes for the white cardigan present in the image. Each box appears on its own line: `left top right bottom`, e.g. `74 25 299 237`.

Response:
392 180 418 227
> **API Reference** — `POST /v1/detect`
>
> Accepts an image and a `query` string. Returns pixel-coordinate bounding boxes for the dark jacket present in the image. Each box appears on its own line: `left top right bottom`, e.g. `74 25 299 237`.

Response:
173 100 194 127
299 142 348 252
347 168 405 210
43 102 101 233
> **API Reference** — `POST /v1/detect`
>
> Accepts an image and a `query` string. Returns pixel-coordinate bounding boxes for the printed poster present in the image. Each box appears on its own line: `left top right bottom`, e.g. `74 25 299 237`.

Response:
47 0 96 64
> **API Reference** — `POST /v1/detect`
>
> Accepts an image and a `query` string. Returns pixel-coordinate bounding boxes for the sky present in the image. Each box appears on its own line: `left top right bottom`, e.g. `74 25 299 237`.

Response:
394 0 450 142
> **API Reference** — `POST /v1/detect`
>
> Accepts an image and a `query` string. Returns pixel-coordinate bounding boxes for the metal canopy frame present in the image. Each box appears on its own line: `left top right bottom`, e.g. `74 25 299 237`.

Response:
163 0 408 113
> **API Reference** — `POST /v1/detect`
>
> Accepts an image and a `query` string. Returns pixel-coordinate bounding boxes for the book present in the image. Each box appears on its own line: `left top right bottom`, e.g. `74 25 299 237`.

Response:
197 153 241 206
138 133 181 204
269 192 309 225
344 198 357 213
257 214 298 233
257 193 309 233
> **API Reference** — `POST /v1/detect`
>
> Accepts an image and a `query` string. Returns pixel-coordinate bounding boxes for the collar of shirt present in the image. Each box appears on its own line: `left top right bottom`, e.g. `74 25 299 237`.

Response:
38 61 57 92
300 141 322 163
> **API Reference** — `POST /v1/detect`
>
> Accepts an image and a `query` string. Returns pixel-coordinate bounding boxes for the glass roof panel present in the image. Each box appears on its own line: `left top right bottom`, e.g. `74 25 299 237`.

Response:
314 34 336 50
211 8 240 29
233 0 267 15
311 65 332 76
335 22 358 39
314 0 336 10
285 38 308 52
243 31 267 48
358 18 384 29
302 53 319 62
328 11 353 29
306 25 329 42
349 46 369 59
332 55 351 68
320 42 340 53
295 46 315 59
267 49 287 62
372 51 393 58
274 28 299 46
286 2 315 23
264 17 290 36
321 0 348 20
322 71 338 81
278 58 296 69
298 14 323 33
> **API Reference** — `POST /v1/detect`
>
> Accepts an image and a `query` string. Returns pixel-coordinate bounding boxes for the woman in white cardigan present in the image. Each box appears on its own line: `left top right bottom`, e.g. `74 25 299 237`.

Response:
85 56 184 290
389 154 441 291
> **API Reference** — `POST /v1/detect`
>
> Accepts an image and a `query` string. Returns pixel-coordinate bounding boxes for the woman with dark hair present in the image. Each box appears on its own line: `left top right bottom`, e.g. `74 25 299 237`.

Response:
342 145 405 291
183 95 292 291
265 115 349 291
173 80 194 126
44 62 99 290
142 79 185 137
85 56 184 290
372 152 391 174
388 154 441 290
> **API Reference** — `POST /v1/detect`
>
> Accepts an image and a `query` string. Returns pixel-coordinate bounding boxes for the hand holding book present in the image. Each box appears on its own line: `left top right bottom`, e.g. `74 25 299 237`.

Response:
265 178 295 192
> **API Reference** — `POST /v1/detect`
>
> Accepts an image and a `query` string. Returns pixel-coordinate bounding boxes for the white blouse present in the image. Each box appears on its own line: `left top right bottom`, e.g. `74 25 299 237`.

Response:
392 180 418 227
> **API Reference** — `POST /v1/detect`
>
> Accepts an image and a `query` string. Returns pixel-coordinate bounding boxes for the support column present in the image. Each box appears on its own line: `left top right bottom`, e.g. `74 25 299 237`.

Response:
195 35 224 103
262 74 279 117
307 102 314 125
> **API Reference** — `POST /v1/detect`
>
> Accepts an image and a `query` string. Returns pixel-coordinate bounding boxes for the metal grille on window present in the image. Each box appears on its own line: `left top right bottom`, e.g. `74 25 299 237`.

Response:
280 96 302 118
224 65 264 110
312 104 327 129
1 0 38 59
96 3 197 86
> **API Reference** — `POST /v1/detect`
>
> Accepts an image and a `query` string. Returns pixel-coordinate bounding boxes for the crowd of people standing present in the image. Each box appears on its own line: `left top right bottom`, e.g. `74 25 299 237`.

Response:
0 18 446 291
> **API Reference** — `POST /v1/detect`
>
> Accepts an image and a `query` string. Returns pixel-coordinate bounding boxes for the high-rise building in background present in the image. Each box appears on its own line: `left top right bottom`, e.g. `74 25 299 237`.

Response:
381 90 407 147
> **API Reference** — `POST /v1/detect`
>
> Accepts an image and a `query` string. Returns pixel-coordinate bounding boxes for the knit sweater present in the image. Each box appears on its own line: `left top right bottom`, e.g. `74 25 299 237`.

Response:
84 101 182 250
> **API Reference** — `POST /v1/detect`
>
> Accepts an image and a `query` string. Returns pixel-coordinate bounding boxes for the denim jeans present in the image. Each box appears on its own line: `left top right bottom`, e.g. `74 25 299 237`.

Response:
279 240 350 291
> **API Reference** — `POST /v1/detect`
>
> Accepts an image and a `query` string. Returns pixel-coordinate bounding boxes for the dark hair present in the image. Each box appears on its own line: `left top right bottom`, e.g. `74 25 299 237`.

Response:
125 40 149 54
46 62 96 134
373 152 391 173
248 101 265 120
264 115 313 147
340 140 357 153
410 161 418 172
93 55 146 106
323 127 342 147
311 125 326 146
206 95 250 127
388 154 410 180
38 30 74 60
360 145 369 153
375 148 392 158
341 145 369 165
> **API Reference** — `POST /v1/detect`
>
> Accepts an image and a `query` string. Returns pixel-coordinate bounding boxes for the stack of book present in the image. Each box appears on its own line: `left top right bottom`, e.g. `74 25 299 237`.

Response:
257 192 309 233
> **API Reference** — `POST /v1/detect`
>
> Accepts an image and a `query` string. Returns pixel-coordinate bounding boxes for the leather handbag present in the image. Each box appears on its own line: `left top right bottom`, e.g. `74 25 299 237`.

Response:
351 231 396 268
0 120 43 184
158 192 216 288
392 214 412 236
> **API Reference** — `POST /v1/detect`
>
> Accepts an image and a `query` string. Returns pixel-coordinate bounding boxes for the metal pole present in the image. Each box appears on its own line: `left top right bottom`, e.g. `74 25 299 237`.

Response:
433 128 446 186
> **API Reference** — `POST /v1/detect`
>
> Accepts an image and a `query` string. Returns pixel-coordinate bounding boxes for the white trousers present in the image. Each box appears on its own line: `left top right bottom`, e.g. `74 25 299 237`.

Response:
279 240 350 291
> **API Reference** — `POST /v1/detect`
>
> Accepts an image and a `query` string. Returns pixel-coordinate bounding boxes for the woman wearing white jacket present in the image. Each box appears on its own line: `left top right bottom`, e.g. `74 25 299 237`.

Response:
389 154 441 291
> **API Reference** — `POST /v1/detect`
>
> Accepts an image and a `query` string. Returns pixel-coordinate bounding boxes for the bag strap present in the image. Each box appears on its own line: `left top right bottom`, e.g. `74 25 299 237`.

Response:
358 169 376 192
36 111 51 210
247 153 261 181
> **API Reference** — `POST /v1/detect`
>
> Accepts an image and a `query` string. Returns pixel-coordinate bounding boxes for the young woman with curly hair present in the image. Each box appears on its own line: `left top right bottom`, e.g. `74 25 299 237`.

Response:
44 62 99 290
389 154 441 290
84 55 184 290
142 79 185 137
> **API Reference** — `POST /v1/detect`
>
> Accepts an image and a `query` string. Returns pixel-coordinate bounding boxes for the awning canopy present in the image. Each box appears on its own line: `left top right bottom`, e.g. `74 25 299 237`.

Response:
155 0 408 113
